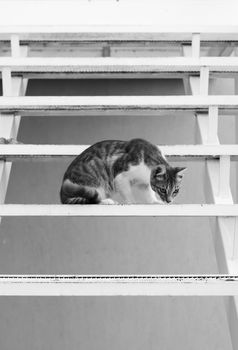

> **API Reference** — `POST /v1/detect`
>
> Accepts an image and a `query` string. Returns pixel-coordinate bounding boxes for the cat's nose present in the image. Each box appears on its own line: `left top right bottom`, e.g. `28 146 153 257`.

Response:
166 198 172 203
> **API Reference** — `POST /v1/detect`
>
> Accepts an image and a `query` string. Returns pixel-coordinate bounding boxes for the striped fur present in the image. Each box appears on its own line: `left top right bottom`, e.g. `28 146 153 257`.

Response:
60 138 186 204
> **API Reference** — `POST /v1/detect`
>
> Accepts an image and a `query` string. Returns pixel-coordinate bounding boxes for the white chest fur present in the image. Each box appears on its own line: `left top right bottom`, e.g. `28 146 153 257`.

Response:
126 162 152 186
113 162 163 204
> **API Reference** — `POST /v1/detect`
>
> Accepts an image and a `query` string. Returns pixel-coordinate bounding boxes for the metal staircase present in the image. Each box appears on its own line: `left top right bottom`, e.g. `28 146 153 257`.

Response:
0 26 238 348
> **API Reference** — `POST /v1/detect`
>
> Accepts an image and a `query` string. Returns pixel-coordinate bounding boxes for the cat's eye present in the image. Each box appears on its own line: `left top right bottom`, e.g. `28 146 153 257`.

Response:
173 189 179 194
159 188 166 194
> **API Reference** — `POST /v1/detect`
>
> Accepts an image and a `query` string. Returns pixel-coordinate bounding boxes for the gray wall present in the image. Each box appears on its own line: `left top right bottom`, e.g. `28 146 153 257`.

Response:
0 78 233 349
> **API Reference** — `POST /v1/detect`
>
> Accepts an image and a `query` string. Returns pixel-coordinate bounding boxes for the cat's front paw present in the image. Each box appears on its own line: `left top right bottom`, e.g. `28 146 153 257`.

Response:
101 199 118 205
0 137 22 144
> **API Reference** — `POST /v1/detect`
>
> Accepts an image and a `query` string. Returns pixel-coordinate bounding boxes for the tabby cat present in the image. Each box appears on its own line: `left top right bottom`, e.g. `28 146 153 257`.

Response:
60 138 186 204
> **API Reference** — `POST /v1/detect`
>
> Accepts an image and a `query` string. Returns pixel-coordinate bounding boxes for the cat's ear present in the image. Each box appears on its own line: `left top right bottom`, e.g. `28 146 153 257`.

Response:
175 167 187 180
155 164 166 179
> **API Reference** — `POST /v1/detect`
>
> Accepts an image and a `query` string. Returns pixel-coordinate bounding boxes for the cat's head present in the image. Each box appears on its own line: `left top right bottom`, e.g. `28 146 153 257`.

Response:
150 165 186 203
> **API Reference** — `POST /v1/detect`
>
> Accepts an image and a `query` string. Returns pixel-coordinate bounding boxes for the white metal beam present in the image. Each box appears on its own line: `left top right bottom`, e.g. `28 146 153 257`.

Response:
0 43 28 221
234 61 238 212
192 33 200 58
183 44 238 350
208 106 218 144
10 34 20 58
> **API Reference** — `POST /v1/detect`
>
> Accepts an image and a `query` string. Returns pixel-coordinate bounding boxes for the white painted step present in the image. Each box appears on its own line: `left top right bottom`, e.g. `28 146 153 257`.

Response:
0 96 238 116
1 57 238 78
0 144 238 161
0 275 237 296
0 204 237 217
1 25 238 41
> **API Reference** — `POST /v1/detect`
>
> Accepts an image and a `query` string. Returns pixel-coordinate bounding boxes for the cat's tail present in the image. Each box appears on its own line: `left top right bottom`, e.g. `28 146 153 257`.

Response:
60 179 100 204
